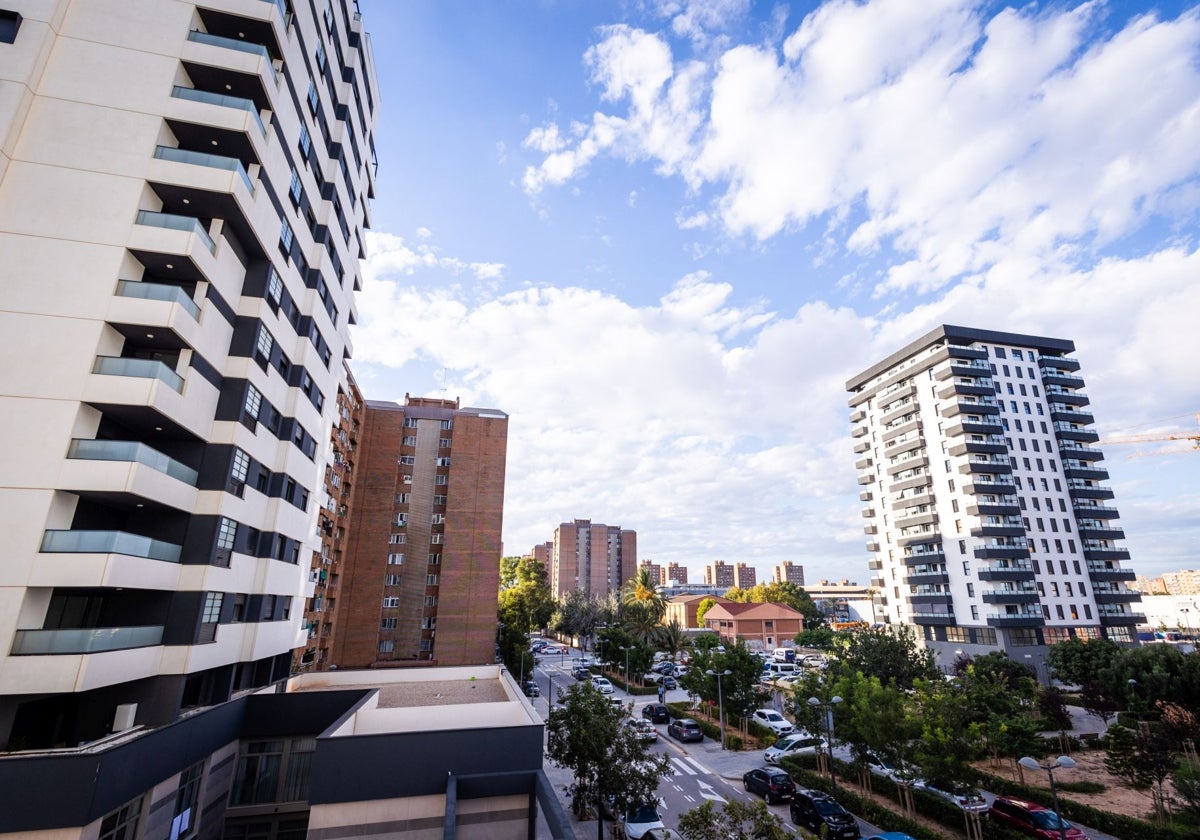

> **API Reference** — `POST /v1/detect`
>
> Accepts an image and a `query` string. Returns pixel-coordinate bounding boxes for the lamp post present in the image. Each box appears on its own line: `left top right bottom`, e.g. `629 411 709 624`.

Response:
1181 607 1192 638
620 645 632 690
807 695 843 794
1018 756 1076 840
706 668 732 750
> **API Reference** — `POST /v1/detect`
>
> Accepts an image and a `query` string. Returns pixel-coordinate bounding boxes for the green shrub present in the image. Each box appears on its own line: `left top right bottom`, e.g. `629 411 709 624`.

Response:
725 734 744 751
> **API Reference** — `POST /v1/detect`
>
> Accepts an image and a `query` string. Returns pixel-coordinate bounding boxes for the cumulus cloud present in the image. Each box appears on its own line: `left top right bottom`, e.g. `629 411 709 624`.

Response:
365 232 505 283
521 1 1200 295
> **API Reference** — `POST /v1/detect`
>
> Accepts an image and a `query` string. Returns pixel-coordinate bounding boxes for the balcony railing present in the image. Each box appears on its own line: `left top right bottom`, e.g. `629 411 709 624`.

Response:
134 209 216 254
11 625 164 655
170 85 266 135
186 30 276 82
92 355 184 392
115 279 200 320
41 529 182 563
67 439 199 485
154 144 255 194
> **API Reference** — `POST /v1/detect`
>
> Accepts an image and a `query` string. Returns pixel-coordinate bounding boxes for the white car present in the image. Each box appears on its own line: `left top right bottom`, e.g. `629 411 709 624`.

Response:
917 781 988 813
751 709 794 736
763 732 827 765
591 676 615 695
624 804 665 840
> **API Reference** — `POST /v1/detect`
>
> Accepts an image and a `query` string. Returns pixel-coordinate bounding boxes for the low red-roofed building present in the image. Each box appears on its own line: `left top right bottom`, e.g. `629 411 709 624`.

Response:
702 602 805 649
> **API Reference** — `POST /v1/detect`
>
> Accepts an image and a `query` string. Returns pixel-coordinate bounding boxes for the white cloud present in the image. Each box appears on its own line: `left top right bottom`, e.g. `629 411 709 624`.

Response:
364 232 506 283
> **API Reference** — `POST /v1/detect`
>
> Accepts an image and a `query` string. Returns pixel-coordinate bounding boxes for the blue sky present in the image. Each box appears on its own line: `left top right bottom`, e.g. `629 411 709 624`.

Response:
351 0 1200 585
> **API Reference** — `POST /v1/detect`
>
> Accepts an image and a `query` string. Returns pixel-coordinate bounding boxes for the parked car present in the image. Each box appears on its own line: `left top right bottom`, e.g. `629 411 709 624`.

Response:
667 718 704 742
578 656 595 667
572 666 591 681
764 733 827 765
643 671 666 684
751 708 795 736
661 676 677 690
624 804 666 840
989 796 1089 839
790 789 861 840
642 703 670 724
742 766 797 804
917 781 988 813
626 718 659 743
522 680 540 698
590 676 615 695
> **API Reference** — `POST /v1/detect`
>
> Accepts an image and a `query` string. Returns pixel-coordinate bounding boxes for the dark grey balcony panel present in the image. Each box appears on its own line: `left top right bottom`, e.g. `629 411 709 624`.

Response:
1072 504 1120 520
958 460 1014 475
897 532 941 548
974 546 1030 560
912 612 957 626
1059 445 1105 462
1040 355 1080 371
977 567 1036 582
967 503 1021 517
1044 389 1090 407
1093 591 1142 604
970 525 1026 538
1050 407 1094 425
980 591 1040 604
1085 559 1135 576
1098 612 1146 625
1078 527 1125 541
1053 425 1099 443
945 418 1004 437
907 572 950 586
1042 372 1086 389
1063 465 1110 481
904 550 946 566
908 593 951 604
987 614 1045 628
1067 483 1115 500
936 381 995 400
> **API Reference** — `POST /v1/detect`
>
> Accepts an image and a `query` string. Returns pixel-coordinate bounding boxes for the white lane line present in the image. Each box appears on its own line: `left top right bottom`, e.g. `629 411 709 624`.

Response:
682 795 696 803
684 757 711 775
672 784 684 792
671 757 698 776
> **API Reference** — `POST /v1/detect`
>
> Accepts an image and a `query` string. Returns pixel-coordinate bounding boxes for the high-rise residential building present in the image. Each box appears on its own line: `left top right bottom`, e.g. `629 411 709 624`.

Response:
733 562 757 589
529 541 553 571
640 560 666 585
295 369 364 671
847 326 1143 670
0 0 377 752
667 562 689 585
550 519 636 598
332 397 508 668
1160 570 1200 596
705 561 735 589
1133 575 1168 594
773 561 806 586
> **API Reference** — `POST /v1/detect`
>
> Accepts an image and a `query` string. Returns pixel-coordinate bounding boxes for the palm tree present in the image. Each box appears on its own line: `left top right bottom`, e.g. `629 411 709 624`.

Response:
623 602 665 646
658 618 692 662
621 567 667 622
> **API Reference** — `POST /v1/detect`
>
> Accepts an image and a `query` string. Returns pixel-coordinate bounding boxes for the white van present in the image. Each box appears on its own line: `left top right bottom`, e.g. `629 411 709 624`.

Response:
766 662 798 677
772 648 796 663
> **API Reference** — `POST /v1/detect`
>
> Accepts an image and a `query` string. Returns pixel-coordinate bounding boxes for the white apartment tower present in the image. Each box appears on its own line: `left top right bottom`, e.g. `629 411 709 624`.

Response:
0 0 377 761
847 326 1143 671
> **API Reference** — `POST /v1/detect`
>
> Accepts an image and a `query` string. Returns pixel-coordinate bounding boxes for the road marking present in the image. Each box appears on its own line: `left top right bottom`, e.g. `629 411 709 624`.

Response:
696 780 726 804
684 757 710 775
670 758 697 776
682 795 695 803
672 784 684 792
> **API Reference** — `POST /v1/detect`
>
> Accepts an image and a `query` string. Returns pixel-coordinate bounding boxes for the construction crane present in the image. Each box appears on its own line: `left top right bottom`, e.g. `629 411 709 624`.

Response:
1096 413 1200 456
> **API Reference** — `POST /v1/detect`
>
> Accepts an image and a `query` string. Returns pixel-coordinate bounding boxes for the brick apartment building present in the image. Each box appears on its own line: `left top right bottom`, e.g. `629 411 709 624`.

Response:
733 562 757 589
667 562 689 584
705 561 734 589
640 560 666 585
331 397 508 667
773 561 806 586
549 519 636 598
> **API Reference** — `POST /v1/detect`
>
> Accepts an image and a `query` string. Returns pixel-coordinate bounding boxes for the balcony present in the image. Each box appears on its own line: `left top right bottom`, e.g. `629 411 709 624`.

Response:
962 474 1017 494
977 562 1036 582
10 625 165 655
862 507 876 518
856 456 873 471
92 356 184 392
1093 589 1143 604
967 500 1021 517
170 85 266 135
959 458 1013 475
1078 525 1126 541
1066 480 1115 500
1053 423 1099 443
852 425 869 438
1059 443 1104 462
1049 406 1094 425
945 417 1003 437
1084 549 1133 566
1045 386 1090 407
67 439 198 485
987 612 1044 628
1041 370 1085 388
186 29 276 83
1039 355 1080 372
857 472 875 485
853 439 871 454
884 434 924 458
115 279 200 320
904 548 946 566
936 379 995 400
1098 611 1146 626
849 408 866 423
974 544 1029 560
941 398 1000 418
948 439 1007 457
863 524 878 535
911 611 957 626
1072 501 1120 518
907 571 950 586
40 529 183 563
1063 462 1109 482
154 144 255 194
135 209 216 254
981 589 1040 604
859 490 873 502
970 523 1026 539
866 559 883 571
888 454 928 477
935 359 991 380
897 531 941 548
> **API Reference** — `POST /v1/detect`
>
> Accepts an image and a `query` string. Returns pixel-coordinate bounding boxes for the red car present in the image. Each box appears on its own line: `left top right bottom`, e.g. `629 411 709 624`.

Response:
988 796 1088 839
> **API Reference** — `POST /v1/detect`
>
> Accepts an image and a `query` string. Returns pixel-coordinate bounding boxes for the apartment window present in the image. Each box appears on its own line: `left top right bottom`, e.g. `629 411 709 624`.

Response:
428 553 441 564
420 640 433 652
382 597 400 608
404 417 419 427
1050 519 1059 532
231 593 246 622
378 640 395 653
1084 604 1093 619
424 595 437 607
388 534 406 544
430 534 443 544
403 436 417 446
201 592 223 624
394 513 407 527
385 574 402 585
1073 560 1082 574
435 475 448 485
994 348 1006 358
1051 582 1060 596
402 474 412 484
398 455 415 465
970 605 979 620
387 553 404 564
436 457 451 467
381 617 397 629
421 617 436 630
966 583 975 597
395 493 410 504
298 123 311 157
99 797 142 840
1006 383 1014 395
433 495 447 505
216 516 238 551
958 541 966 555
962 561 970 574
1055 605 1065 619
1010 401 1019 412
426 574 440 586
431 513 445 525
1065 582 1074 596
1036 404 1044 415
306 81 319 114
288 167 303 207
279 218 294 256
243 384 263 422
439 438 451 448
266 266 283 304
1041 539 1050 552
255 324 275 361
230 448 250 484
170 762 204 840
1068 539 1076 552
315 41 327 72
440 419 453 430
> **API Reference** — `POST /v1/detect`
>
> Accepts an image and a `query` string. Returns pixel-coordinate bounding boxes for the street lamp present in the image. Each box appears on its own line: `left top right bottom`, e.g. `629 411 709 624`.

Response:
620 645 632 689
706 668 732 750
1018 756 1076 840
807 695 843 794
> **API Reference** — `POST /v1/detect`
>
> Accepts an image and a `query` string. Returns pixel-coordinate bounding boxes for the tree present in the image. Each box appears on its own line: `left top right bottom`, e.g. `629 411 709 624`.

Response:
1080 679 1120 728
621 567 666 622
677 799 789 840
622 600 665 647
498 555 554 634
1037 686 1072 730
658 618 692 661
1104 724 1139 785
695 598 718 627
546 682 671 825
1045 636 1120 687
834 626 938 690
909 678 985 790
793 624 836 650
679 640 763 730
991 715 1047 785
553 588 604 648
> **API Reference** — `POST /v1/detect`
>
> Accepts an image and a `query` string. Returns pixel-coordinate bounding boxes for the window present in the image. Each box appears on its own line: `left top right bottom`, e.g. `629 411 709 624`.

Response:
387 553 403 564
382 596 400 607
433 495 446 505
231 448 250 484
426 574 440 585
279 218 293 256
170 762 204 840
266 266 283 304
385 574 402 585
430 534 443 544
404 417 419 427
439 438 451 448
315 41 327 72
201 592 223 624
378 639 395 653
381 617 397 629
216 517 238 551
434 474 448 485
244 383 262 421
440 419 453 430
232 593 246 622
424 595 437 606
421 617 436 629
298 123 311 157
1011 349 1023 361
994 347 1006 358
431 513 445 525
288 167 302 206
306 81 319 114
1056 605 1065 619
398 455 415 465
99 797 142 840
394 513 407 526
402 436 417 446
388 534 406 544
255 325 275 361
436 457 451 467
970 605 979 620
428 553 441 564
966 583 975 597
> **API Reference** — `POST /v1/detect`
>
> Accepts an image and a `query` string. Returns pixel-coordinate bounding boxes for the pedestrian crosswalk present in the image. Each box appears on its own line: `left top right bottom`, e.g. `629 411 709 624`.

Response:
668 756 711 776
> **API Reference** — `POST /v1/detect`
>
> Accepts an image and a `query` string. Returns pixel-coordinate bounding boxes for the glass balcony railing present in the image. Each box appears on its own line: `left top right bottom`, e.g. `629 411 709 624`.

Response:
135 209 216 254
11 625 165 655
171 85 266 135
67 439 199 485
154 145 255 194
260 0 287 19
41 529 183 563
186 30 276 81
92 355 184 392
115 279 200 320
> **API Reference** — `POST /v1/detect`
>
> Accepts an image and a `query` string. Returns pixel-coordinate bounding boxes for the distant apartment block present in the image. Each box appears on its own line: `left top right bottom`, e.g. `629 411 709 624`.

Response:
667 562 689 585
1134 575 1168 594
1160 570 1200 596
733 562 757 589
847 326 1142 670
640 561 667 585
550 519 636 598
529 541 553 572
773 561 806 586
705 561 735 589
332 397 508 667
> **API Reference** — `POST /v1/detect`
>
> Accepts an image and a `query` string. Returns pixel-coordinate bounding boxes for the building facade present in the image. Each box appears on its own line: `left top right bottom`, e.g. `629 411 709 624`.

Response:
331 397 508 668
733 562 757 589
666 562 689 585
773 561 806 586
549 519 636 599
640 560 666 586
702 602 805 651
1160 570 1200 596
704 561 734 589
0 0 377 751
847 326 1143 670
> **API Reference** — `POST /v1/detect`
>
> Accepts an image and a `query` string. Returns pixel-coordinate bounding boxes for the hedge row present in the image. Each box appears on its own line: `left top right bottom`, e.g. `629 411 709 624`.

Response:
975 768 1196 840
